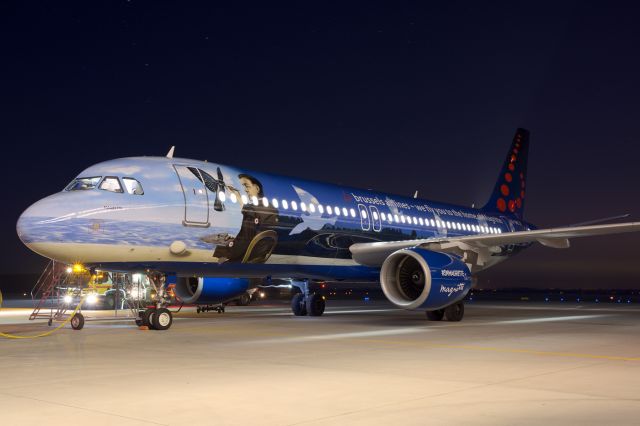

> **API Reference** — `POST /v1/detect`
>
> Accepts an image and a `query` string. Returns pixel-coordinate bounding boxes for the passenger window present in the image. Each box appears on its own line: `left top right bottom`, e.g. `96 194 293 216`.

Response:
65 176 102 191
99 177 124 193
122 178 144 195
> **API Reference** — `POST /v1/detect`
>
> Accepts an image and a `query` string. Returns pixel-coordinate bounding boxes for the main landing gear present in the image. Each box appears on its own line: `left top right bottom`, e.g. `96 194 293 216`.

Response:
290 280 325 317
425 301 465 322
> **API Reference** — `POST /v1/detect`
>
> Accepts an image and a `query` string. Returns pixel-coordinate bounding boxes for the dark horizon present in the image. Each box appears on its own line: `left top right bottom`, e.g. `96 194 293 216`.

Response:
2 2 639 289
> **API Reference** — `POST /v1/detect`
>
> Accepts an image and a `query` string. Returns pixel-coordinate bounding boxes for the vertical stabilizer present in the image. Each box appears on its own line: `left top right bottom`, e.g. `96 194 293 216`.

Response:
481 128 529 220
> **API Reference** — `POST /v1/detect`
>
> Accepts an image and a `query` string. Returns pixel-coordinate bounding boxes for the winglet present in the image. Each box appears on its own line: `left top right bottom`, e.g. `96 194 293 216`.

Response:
166 146 175 159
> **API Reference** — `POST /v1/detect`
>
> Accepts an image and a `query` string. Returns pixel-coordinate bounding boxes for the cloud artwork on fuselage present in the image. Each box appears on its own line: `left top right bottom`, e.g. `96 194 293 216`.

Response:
16 154 523 270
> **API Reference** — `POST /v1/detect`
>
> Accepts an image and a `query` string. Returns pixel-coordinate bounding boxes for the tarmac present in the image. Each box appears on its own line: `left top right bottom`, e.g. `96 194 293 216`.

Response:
1 299 639 425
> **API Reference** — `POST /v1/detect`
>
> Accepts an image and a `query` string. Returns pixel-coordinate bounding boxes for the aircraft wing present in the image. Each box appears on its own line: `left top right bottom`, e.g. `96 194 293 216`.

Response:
349 222 640 268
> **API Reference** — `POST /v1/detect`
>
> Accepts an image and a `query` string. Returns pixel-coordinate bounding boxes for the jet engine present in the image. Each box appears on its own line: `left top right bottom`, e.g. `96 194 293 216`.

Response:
174 277 250 304
380 248 471 310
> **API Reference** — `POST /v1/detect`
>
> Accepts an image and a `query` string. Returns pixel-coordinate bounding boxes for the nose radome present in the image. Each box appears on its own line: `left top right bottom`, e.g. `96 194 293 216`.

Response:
17 198 50 246
16 193 71 247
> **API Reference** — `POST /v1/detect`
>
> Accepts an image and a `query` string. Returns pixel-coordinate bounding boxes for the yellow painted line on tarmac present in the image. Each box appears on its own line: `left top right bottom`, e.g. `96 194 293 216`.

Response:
353 338 640 362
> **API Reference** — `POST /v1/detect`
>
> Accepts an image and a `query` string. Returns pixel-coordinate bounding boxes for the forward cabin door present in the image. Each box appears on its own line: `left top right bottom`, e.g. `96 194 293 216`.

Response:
173 165 210 227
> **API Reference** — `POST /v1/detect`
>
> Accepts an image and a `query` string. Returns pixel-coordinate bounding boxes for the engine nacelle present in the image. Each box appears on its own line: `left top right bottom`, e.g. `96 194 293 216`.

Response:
380 248 471 310
174 277 250 304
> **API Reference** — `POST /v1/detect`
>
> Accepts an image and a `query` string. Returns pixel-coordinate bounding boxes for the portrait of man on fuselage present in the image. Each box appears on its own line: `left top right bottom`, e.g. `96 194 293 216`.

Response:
213 173 279 263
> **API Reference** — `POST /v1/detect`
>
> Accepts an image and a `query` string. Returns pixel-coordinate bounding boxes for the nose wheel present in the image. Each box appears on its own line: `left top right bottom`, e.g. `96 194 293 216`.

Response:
137 307 173 330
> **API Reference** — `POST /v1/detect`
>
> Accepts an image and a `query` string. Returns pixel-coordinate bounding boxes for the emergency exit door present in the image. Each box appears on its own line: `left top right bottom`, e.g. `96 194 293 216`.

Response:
174 165 210 226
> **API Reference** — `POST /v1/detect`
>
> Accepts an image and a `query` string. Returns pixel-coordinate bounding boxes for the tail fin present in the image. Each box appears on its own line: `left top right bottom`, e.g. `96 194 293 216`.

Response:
482 128 530 220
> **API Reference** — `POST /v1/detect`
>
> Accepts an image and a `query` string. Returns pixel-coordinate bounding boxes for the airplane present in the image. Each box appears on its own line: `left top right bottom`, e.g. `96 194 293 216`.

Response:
16 128 640 330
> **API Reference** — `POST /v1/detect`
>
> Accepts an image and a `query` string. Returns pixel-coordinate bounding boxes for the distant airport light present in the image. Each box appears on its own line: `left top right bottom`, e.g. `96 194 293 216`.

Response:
282 200 288 209
271 198 279 208
72 263 84 274
66 266 73 274
291 201 298 211
218 191 226 202
86 294 98 305
63 295 72 304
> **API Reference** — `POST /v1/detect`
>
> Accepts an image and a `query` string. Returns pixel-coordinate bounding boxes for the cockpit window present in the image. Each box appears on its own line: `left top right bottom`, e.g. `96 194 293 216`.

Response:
65 176 102 191
122 177 144 195
99 176 124 193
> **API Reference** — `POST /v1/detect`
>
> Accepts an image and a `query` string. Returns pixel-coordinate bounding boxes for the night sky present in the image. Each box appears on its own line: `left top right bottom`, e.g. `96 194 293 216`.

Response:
2 1 639 288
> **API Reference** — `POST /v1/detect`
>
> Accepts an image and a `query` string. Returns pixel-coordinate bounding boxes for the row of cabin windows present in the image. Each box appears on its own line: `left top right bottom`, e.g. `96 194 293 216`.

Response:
220 192 503 234
65 176 144 195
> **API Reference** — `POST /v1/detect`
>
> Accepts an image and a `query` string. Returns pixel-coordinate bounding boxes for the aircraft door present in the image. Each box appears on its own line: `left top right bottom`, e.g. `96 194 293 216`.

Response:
173 165 210 227
369 206 381 232
358 204 371 231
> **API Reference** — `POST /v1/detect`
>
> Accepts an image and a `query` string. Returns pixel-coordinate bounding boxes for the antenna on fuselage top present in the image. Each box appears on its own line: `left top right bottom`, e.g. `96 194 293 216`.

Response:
166 146 175 159
413 190 419 199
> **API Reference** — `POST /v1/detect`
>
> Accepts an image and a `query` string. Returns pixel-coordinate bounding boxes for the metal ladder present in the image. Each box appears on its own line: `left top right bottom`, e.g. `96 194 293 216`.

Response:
29 260 68 321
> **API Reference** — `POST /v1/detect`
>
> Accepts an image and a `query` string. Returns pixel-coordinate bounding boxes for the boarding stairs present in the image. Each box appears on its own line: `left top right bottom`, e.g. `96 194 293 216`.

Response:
29 260 70 322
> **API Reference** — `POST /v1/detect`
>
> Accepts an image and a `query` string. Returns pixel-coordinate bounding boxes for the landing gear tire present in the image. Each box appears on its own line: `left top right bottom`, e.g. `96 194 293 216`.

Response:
71 313 85 330
426 309 445 321
444 302 464 322
236 293 251 306
291 293 307 316
142 308 156 329
152 308 173 331
306 294 325 317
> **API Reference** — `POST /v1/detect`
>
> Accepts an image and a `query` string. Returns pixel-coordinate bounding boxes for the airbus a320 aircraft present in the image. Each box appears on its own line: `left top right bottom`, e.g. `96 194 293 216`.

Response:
16 129 640 330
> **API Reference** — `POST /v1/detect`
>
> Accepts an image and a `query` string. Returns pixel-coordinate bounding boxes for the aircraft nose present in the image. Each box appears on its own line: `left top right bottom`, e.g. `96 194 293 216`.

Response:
16 198 50 247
